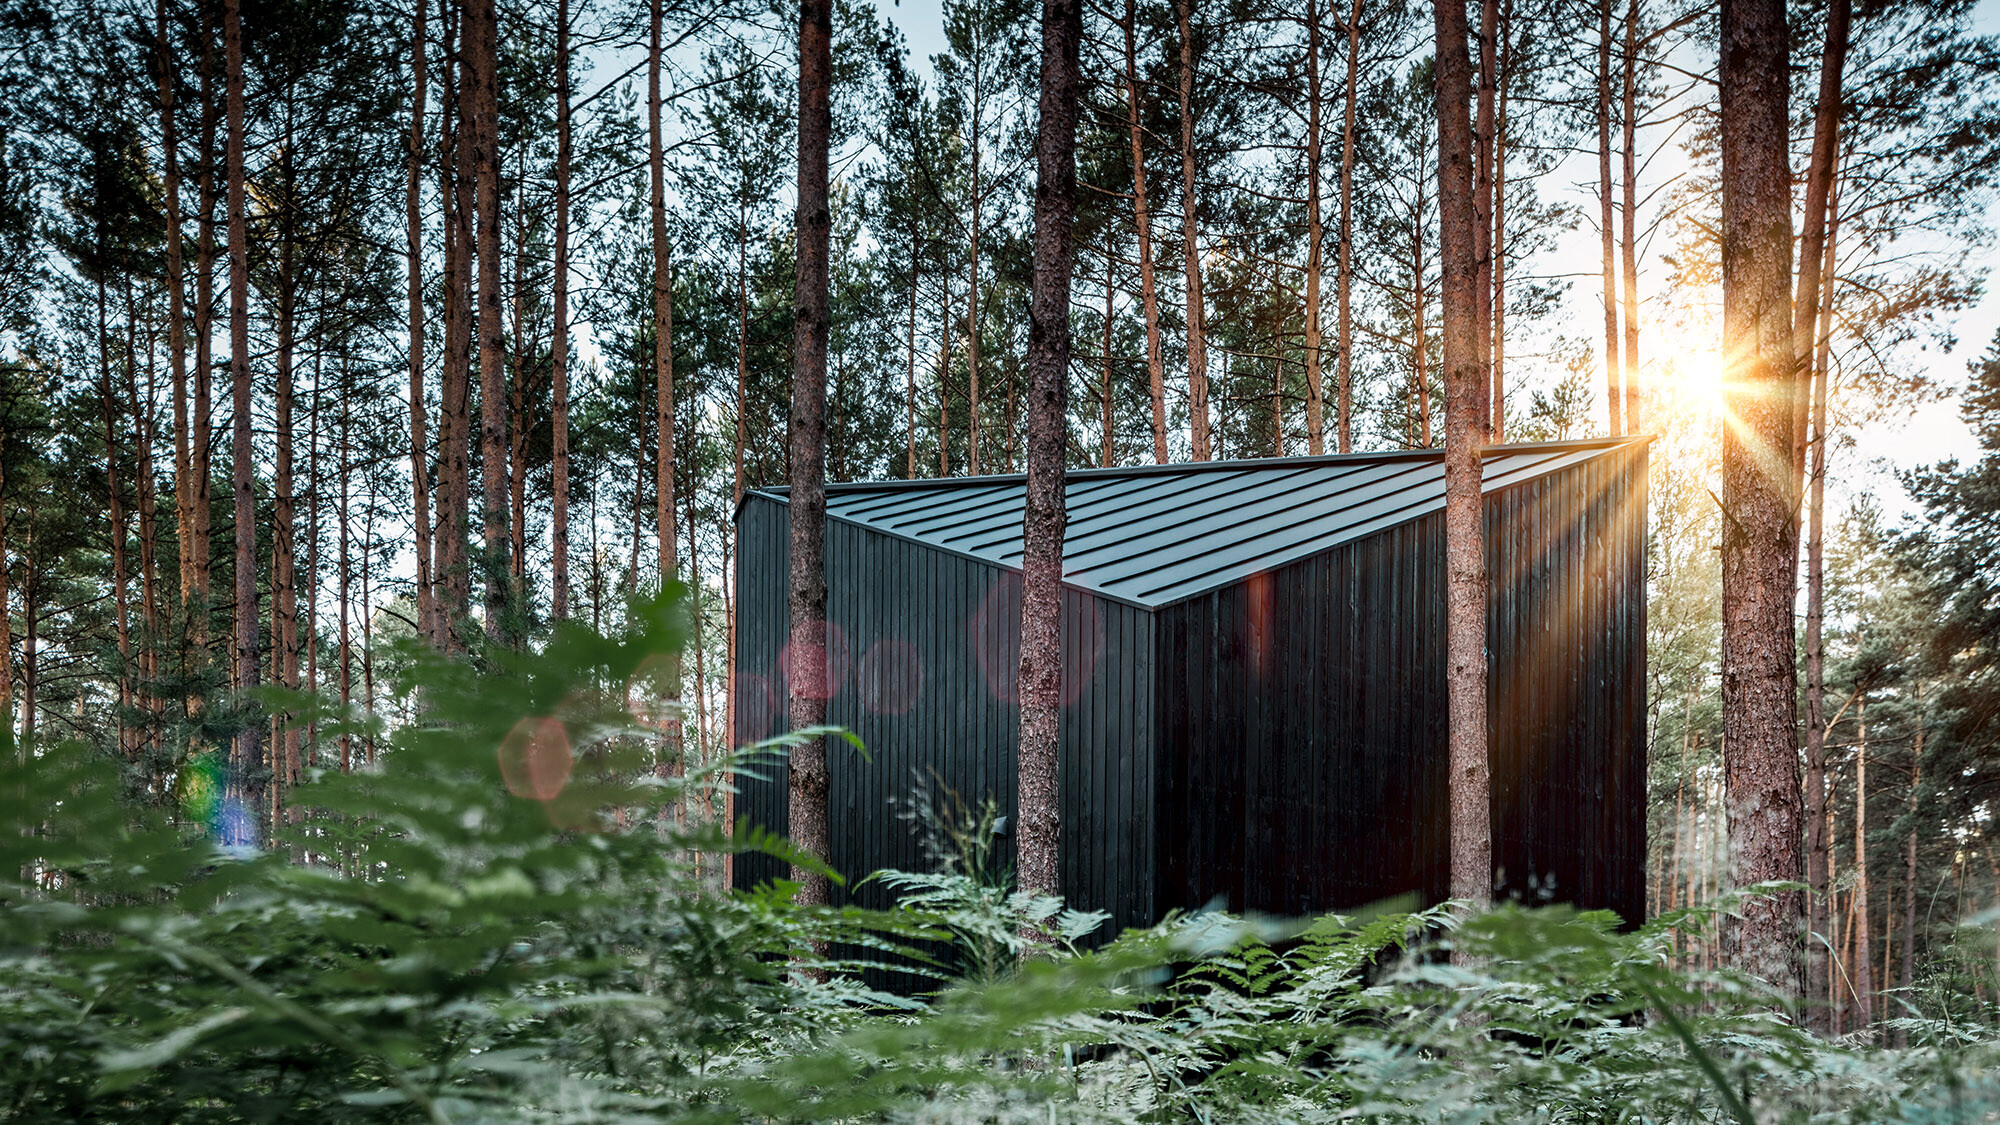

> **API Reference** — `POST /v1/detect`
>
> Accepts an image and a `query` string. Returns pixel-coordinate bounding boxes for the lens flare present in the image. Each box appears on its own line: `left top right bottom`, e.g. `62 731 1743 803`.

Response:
498 716 574 802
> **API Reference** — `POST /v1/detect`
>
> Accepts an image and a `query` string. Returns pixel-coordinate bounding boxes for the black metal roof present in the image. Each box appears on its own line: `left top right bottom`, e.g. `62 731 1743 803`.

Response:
743 437 1648 608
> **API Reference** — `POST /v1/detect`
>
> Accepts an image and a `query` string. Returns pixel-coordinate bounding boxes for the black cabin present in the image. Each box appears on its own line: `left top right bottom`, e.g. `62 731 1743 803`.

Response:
731 437 1649 932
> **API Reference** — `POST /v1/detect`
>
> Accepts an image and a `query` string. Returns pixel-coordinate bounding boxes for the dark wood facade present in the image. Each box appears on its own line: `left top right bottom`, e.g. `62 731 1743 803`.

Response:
733 438 1649 933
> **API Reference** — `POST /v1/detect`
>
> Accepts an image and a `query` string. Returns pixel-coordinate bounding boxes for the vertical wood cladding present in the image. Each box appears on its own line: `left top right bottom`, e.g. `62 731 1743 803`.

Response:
733 493 1157 935
736 440 1648 940
1154 443 1648 923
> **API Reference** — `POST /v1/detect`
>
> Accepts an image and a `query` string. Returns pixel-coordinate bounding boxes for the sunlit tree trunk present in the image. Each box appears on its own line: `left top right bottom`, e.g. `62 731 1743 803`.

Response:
1473 0 1496 436
1716 0 1805 996
1436 0 1490 912
1619 0 1641 432
1792 0 1849 482
1490 0 1508 440
1597 0 1621 435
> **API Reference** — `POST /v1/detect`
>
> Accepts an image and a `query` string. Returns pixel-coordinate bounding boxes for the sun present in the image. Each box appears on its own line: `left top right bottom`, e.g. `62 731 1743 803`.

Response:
1650 331 1729 424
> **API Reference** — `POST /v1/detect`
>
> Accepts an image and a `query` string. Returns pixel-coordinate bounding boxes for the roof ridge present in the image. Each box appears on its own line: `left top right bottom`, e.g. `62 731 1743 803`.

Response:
746 435 1650 500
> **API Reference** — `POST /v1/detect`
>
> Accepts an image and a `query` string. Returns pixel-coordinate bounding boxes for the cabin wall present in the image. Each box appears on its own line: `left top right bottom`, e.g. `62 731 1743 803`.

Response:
1155 516 1451 916
732 495 1159 936
1155 446 1649 925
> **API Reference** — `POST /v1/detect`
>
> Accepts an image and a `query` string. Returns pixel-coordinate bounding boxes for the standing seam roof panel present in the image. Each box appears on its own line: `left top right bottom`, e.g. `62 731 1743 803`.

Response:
744 439 1647 609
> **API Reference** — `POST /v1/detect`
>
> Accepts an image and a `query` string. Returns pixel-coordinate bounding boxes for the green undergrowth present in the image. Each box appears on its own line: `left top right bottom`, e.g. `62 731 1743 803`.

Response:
3 594 1996 1122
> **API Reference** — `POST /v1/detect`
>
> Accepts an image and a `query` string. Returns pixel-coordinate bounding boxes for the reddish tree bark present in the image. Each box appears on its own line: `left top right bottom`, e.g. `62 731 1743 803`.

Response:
788 0 834 911
225 0 262 833
1716 0 1806 997
1176 0 1209 460
551 0 572 620
1598 0 1621 435
1303 0 1327 454
1123 0 1167 464
1336 0 1361 453
467 0 509 642
1435 0 1490 911
407 0 435 641
1016 0 1082 904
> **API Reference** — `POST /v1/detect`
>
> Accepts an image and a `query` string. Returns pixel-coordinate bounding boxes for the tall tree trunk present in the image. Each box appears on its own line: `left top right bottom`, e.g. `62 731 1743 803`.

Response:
1803 163 1841 1033
1901 689 1922 1044
1619 0 1641 432
1597 0 1621 435
788 0 834 911
940 258 954 476
506 159 530 590
1472 0 1496 436
1176 0 1209 460
1336 0 1361 453
98 279 134 759
736 201 751 500
1490 0 1508 440
156 0 193 607
126 285 163 749
338 400 353 773
1123 0 1167 464
468 0 509 642
551 0 572 620
967 68 983 474
1852 692 1874 1029
629 344 644 597
1302 0 1326 454
191 1 217 627
273 147 299 821
1435 0 1489 911
1017 0 1082 906
650 0 677 591
0 461 10 734
1411 210 1431 448
1716 0 1805 996
407 0 435 643
437 0 474 645
225 0 262 835
1792 0 1850 482
21 539 35 743
906 208 919 478
1101 237 1115 466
